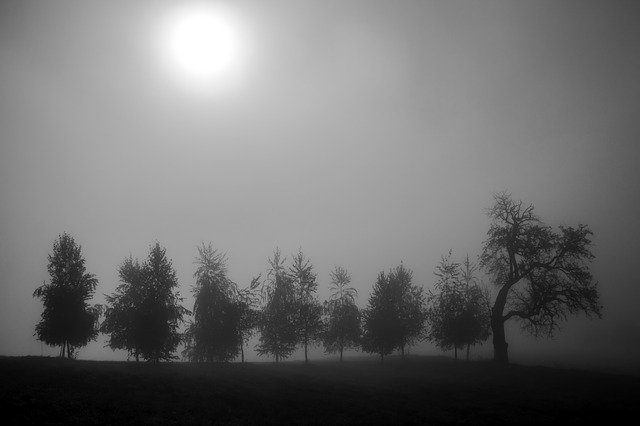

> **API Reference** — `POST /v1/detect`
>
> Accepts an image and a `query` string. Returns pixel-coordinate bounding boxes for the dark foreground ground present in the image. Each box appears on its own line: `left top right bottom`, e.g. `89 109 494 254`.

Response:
1 356 639 425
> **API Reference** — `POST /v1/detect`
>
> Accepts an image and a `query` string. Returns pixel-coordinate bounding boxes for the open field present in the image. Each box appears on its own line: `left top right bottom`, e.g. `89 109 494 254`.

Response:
1 356 639 424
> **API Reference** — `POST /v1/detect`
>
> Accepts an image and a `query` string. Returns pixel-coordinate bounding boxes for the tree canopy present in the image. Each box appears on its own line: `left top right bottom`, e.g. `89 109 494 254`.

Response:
290 249 323 363
480 192 601 364
100 256 146 360
235 275 262 363
323 266 360 362
102 243 188 363
427 252 490 360
183 243 241 362
362 264 425 361
256 249 298 362
33 233 100 358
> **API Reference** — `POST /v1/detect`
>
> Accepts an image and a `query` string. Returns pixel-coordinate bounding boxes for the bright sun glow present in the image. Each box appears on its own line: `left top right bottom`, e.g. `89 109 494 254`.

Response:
159 3 243 91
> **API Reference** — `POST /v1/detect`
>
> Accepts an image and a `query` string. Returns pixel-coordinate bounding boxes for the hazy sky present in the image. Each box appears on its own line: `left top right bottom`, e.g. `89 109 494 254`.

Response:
1 0 639 368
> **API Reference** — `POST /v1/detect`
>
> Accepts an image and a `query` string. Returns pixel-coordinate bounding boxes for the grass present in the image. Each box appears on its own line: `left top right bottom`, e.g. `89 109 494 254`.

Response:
1 355 638 424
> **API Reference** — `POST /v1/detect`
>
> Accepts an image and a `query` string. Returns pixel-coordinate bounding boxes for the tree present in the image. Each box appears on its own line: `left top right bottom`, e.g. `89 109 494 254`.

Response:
103 243 188 363
139 243 189 363
362 271 400 362
33 233 100 358
183 244 240 362
235 275 261 363
480 192 602 364
427 252 490 361
101 256 146 361
427 252 464 358
362 264 425 361
289 249 323 364
323 266 361 362
459 255 491 360
394 264 427 358
256 249 298 362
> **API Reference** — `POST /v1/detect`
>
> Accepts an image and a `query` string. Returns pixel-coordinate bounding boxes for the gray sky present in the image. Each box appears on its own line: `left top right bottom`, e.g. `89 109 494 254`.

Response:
1 0 639 369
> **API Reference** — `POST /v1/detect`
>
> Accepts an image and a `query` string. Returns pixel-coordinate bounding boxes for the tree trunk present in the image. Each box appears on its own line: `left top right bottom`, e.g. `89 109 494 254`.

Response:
466 344 470 361
380 352 384 364
454 346 457 361
275 353 279 363
339 344 343 362
304 336 308 364
491 286 510 364
491 316 509 364
241 343 245 363
401 345 405 359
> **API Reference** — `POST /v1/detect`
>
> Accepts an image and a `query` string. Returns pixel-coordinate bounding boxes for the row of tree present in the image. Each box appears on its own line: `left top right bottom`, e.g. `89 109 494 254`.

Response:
34 193 602 364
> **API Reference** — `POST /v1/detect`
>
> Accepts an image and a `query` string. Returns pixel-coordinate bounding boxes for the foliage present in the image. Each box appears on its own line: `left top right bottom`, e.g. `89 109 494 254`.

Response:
362 264 426 360
100 256 146 360
459 255 491 349
33 233 100 358
394 264 427 356
480 192 602 363
362 271 401 359
138 243 189 362
427 252 490 358
102 243 188 362
235 275 262 362
328 266 357 304
183 244 240 362
323 266 361 360
256 249 298 362
289 249 324 362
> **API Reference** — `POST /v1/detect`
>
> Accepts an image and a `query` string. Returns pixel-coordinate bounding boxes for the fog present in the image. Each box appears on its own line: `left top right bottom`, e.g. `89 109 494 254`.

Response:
1 0 639 372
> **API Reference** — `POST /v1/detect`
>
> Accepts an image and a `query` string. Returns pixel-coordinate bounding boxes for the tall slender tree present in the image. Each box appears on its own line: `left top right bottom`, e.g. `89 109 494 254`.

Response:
323 266 360 362
427 252 467 360
33 233 100 358
290 249 323 364
362 271 401 362
394 264 427 358
183 244 240 362
235 275 261 363
101 255 146 361
459 255 491 360
256 249 298 362
139 242 189 363
427 252 491 361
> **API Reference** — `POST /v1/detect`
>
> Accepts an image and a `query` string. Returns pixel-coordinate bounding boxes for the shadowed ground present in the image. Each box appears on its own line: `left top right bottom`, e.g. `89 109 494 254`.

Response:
1 355 638 424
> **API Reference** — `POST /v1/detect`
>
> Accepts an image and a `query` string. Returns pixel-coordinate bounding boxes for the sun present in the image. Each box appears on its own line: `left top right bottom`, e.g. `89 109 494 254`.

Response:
159 3 242 89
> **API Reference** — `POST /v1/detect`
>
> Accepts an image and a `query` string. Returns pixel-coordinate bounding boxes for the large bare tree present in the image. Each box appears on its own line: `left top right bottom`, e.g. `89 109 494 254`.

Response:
480 192 601 364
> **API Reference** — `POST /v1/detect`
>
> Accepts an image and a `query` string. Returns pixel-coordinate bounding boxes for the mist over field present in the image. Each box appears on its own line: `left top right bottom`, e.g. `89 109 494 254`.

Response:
1 0 640 376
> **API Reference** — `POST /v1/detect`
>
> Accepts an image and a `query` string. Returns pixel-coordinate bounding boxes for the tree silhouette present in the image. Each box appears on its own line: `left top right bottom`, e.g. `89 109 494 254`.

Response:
290 249 323 364
103 243 188 363
256 249 298 362
323 266 361 361
362 271 401 362
33 233 100 358
362 264 425 362
140 243 189 362
480 192 602 364
101 256 146 361
459 255 491 360
183 244 240 362
235 275 261 363
394 264 427 358
427 252 490 360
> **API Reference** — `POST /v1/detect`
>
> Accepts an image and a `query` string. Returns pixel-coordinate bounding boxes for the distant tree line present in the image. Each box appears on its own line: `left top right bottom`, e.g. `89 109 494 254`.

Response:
33 193 602 364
